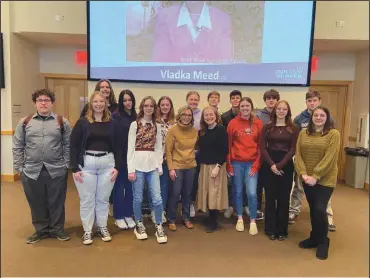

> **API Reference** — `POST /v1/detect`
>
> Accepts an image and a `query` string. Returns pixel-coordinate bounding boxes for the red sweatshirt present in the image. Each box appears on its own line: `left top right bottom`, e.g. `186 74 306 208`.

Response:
226 114 263 174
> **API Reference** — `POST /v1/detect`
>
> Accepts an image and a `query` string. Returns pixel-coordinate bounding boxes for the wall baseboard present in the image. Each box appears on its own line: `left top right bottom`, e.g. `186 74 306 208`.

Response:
1 174 20 182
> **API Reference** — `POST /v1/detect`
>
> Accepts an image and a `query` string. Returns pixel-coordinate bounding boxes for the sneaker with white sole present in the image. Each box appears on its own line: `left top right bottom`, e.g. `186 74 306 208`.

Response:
162 212 167 223
134 221 148 240
155 224 168 244
190 204 196 218
82 231 93 245
249 222 258 235
124 217 136 229
244 206 250 216
224 206 234 219
97 227 112 242
236 219 244 232
256 210 264 221
115 219 128 229
288 213 297 224
328 218 336 232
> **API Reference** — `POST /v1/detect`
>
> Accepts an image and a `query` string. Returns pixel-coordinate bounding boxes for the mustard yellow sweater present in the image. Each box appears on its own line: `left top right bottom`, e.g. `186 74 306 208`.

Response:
294 129 340 188
165 123 198 170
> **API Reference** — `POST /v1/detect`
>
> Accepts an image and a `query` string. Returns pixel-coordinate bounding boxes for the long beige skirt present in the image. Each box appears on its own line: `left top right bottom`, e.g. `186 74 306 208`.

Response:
196 163 228 212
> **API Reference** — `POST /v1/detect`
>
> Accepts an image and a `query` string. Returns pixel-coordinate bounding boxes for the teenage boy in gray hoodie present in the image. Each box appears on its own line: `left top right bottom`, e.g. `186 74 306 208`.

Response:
255 89 280 220
289 90 336 231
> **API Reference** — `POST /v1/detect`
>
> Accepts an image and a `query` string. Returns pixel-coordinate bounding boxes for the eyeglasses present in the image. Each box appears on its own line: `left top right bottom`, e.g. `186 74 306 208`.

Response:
181 114 192 118
36 99 51 103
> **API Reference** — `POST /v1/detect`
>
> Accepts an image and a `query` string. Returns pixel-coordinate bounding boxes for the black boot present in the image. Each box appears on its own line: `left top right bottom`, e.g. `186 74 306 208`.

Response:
316 238 330 260
299 232 318 249
205 210 218 233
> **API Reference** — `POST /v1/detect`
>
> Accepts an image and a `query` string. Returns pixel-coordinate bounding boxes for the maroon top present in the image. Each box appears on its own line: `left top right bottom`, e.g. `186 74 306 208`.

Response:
261 123 299 170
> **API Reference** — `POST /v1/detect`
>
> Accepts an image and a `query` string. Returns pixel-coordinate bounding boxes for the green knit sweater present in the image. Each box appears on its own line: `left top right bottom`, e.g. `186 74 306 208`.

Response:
294 129 340 188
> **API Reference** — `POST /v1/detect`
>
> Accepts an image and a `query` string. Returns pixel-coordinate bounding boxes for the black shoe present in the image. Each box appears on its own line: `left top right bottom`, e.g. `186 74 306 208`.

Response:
268 234 277 240
299 237 318 249
256 210 264 221
50 229 70 241
277 235 286 241
316 238 330 260
26 231 49 244
205 221 218 233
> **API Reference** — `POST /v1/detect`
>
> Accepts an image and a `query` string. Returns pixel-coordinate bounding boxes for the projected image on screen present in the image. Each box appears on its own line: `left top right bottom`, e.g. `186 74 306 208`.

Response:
88 1 315 85
125 1 264 64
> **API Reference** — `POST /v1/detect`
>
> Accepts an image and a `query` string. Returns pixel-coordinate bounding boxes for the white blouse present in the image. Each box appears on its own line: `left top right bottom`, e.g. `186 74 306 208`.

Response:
127 119 163 174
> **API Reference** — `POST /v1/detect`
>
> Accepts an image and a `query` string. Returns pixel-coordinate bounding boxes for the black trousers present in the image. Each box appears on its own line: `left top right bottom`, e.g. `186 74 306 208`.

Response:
303 182 334 244
264 150 294 236
20 168 68 233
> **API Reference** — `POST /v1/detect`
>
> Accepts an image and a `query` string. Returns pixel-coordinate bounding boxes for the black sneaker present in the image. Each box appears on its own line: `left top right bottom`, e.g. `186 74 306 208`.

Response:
97 227 112 242
50 230 70 241
256 210 264 221
26 231 49 244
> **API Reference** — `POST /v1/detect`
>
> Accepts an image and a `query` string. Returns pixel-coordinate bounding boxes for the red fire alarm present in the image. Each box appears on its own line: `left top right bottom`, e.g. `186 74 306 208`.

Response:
75 50 87 65
311 55 318 73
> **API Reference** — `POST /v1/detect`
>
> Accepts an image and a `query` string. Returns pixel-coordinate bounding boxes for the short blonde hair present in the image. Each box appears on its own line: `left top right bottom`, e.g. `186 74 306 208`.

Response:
186 91 200 101
176 105 194 126
86 91 111 123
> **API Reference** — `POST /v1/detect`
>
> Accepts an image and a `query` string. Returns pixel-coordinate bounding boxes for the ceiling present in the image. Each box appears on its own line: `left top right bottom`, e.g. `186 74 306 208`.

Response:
15 32 370 53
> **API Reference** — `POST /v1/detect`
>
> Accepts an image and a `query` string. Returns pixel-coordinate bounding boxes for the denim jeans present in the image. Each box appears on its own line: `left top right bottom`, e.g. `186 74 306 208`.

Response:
132 170 163 224
74 151 115 232
149 161 171 211
168 168 196 223
113 164 133 219
231 161 258 220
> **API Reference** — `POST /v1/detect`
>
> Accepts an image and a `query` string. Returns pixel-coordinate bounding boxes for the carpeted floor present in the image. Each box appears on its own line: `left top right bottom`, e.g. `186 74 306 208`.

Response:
1 176 369 277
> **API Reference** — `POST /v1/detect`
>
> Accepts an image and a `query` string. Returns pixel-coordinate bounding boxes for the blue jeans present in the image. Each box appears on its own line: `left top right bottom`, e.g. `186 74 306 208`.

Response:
168 168 196 223
73 152 115 232
113 165 133 219
149 161 171 211
132 170 163 224
231 161 258 220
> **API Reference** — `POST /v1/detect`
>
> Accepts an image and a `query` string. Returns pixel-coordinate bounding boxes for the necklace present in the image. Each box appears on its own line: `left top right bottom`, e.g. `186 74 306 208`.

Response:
277 126 284 133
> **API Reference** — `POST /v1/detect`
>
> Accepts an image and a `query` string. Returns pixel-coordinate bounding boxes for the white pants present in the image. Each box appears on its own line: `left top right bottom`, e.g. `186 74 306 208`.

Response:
73 151 115 232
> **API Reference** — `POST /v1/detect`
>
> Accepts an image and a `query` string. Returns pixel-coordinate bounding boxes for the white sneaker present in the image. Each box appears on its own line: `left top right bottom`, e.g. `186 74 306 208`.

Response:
115 219 128 229
190 204 196 218
244 206 250 216
151 211 156 223
224 206 234 219
82 231 93 245
134 221 148 240
155 224 168 244
162 212 167 223
124 217 136 229
97 227 112 242
236 219 244 232
249 222 258 236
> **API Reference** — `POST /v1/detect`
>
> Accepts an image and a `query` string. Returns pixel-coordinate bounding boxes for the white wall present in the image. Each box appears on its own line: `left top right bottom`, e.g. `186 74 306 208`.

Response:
39 47 87 75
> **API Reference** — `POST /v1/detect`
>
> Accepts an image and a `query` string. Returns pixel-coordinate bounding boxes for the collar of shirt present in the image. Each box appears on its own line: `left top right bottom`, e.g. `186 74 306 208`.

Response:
140 118 154 126
33 111 56 120
177 2 212 43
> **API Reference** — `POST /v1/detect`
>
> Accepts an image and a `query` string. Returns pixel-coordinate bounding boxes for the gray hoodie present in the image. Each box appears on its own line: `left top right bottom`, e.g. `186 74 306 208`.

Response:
255 107 271 125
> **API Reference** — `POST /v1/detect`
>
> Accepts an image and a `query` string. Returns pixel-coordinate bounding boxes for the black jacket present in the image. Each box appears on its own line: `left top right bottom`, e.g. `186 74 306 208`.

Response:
70 117 123 172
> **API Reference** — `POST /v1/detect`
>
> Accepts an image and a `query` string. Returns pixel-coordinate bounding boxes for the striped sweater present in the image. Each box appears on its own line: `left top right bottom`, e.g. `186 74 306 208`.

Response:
294 129 340 188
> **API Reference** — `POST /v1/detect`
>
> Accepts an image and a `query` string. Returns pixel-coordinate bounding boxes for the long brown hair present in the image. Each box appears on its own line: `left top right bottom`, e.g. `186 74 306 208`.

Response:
94 79 117 105
240 97 255 126
269 100 294 133
86 91 112 123
137 96 157 123
156 96 175 123
199 106 220 136
307 106 333 136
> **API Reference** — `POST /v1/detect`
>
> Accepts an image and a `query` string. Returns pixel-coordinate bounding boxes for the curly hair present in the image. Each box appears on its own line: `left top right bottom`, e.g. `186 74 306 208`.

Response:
32 89 55 103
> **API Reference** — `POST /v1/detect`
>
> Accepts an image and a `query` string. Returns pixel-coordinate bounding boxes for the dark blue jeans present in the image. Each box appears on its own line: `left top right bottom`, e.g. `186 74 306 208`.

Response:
113 165 133 219
191 152 201 202
168 168 196 223
149 161 171 211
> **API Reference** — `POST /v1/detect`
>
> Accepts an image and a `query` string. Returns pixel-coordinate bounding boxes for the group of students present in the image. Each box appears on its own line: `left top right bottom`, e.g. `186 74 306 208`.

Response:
12 79 340 260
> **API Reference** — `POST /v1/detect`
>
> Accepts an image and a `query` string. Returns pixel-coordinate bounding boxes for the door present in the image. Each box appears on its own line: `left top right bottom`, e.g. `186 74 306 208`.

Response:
46 78 88 127
309 84 347 180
